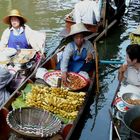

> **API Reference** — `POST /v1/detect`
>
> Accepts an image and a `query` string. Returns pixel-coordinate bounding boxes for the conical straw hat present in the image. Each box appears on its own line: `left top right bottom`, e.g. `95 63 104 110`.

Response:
66 23 91 39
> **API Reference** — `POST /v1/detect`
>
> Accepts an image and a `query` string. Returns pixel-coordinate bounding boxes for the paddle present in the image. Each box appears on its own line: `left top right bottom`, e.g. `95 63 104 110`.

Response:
99 60 124 65
93 42 100 94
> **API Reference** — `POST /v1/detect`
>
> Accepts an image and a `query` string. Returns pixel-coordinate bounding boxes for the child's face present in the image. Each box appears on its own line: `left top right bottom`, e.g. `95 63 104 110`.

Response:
126 53 137 66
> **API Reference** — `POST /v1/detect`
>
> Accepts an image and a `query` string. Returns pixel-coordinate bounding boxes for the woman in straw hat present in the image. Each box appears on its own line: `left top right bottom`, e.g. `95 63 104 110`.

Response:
0 9 46 54
57 23 94 82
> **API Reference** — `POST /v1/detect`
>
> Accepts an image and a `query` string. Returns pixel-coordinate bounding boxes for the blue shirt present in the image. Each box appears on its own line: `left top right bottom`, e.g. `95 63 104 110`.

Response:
60 40 94 72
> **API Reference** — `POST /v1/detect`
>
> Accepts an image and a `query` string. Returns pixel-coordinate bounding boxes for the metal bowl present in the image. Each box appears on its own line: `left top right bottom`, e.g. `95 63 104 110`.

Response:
6 107 62 139
121 93 140 108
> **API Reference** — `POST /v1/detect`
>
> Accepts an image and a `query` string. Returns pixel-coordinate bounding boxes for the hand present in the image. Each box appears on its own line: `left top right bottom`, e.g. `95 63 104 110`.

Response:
85 53 93 63
118 64 128 81
61 72 67 83
119 64 128 73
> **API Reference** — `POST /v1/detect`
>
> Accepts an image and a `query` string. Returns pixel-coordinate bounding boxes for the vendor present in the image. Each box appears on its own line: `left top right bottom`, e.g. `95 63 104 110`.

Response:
0 9 46 54
57 23 94 82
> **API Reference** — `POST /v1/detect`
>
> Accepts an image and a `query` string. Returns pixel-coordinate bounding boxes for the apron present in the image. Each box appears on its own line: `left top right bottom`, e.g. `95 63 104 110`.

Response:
68 42 87 72
8 30 29 49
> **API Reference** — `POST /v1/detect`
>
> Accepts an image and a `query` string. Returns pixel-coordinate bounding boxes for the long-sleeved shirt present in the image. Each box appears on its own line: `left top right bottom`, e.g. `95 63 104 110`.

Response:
0 25 46 53
73 0 100 24
60 40 94 72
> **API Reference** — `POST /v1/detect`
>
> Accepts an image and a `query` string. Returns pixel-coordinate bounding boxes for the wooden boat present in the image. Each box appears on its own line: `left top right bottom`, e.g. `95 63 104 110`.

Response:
108 81 140 140
0 41 96 140
0 0 127 139
60 0 126 39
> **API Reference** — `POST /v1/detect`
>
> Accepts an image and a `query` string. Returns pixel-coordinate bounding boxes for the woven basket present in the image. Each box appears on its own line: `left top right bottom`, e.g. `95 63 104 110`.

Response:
6 107 62 139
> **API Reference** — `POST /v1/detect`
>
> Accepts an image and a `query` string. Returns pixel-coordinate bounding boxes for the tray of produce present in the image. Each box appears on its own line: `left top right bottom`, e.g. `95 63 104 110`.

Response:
43 70 88 90
13 49 36 64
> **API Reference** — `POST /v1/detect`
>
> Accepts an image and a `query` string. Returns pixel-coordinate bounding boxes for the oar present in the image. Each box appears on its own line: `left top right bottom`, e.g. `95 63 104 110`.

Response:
94 19 117 42
93 42 100 94
86 19 117 41
99 60 124 65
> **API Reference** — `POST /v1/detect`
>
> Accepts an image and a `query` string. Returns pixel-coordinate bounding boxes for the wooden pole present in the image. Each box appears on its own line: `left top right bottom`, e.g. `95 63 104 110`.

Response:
93 42 100 94
103 0 107 28
94 19 117 42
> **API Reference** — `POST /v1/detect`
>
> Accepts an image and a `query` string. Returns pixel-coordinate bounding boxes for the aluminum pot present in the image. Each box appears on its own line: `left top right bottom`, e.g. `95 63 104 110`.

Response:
118 105 140 139
14 60 34 70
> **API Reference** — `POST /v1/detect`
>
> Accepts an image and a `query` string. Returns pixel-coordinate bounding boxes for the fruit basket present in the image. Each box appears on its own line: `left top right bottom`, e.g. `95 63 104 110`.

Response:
6 107 62 139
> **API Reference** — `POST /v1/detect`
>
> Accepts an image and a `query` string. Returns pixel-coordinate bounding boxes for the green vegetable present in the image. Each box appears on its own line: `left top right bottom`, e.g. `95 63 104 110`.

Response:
12 83 32 109
12 96 27 109
56 114 72 124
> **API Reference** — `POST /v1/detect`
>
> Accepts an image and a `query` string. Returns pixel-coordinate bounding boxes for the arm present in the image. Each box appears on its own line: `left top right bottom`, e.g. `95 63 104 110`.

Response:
60 43 73 72
0 28 10 49
85 41 95 63
118 64 128 82
65 9 74 19
25 25 46 54
60 43 73 82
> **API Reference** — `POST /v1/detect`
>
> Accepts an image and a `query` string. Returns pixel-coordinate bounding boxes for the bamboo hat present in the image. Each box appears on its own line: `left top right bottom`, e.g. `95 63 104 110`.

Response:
66 23 91 39
3 9 27 24
131 25 140 35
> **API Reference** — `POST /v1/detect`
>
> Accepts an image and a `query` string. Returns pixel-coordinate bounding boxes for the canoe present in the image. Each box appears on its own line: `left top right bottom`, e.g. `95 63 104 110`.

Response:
108 82 140 140
0 0 126 139
0 41 96 140
60 0 126 39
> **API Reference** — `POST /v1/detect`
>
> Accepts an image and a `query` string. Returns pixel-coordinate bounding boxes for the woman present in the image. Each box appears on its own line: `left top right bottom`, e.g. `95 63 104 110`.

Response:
58 23 94 82
118 44 140 87
0 9 46 54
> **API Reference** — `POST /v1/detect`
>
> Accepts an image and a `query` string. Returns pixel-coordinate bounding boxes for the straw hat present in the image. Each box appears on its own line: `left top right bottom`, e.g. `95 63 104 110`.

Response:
3 9 27 24
66 23 91 39
131 25 140 35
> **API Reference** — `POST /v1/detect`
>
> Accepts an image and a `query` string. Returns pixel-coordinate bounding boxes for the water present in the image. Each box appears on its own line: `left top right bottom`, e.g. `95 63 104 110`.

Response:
0 0 139 139
78 1 140 140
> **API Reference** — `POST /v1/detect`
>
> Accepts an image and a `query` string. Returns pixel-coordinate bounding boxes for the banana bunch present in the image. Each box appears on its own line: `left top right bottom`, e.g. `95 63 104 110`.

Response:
42 102 78 120
129 33 140 44
51 87 68 98
26 84 86 120
67 91 86 98
44 94 79 112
